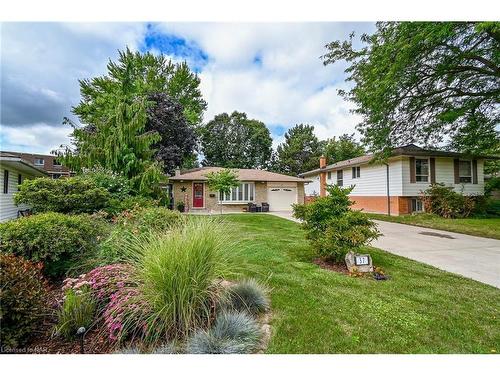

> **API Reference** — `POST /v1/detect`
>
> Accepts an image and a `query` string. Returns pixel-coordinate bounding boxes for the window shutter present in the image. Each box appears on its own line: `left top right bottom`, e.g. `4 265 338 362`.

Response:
430 158 436 184
409 157 416 183
453 159 460 184
472 160 478 184
352 167 355 179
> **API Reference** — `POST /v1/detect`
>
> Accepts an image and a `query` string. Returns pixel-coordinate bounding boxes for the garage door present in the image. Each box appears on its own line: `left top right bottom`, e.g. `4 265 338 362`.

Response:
267 187 297 211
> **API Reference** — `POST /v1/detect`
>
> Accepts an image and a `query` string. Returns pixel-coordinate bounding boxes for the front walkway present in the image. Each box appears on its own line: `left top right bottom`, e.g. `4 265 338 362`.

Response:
268 211 500 288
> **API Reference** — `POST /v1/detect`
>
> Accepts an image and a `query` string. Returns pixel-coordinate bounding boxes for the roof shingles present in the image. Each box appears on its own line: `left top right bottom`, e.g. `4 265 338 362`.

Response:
169 167 309 182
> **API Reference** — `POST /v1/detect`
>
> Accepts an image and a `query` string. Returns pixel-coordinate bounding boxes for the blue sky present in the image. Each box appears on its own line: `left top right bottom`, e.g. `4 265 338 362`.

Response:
0 22 375 154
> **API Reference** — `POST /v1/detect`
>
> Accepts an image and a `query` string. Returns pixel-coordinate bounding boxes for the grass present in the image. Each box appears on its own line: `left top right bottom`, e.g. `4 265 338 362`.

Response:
365 213 500 240
215 214 500 354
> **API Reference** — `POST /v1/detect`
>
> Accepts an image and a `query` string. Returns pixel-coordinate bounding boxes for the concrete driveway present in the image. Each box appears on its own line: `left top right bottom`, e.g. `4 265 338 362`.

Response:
371 220 500 288
268 211 500 288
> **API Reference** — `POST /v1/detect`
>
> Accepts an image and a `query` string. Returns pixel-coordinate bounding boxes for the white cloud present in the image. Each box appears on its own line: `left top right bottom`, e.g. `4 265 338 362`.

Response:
0 123 73 154
159 22 374 142
1 22 375 154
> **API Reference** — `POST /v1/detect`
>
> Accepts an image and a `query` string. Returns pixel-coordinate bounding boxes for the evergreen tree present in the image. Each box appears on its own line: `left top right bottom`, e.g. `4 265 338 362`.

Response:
274 124 322 176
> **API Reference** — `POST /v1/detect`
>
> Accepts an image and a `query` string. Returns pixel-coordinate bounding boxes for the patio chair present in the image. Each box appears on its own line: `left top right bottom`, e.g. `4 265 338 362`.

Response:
247 203 257 212
261 202 269 212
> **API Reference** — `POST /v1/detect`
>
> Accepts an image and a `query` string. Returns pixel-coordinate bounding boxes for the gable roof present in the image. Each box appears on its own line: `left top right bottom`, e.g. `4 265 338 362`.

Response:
169 167 310 183
0 152 48 176
299 144 499 177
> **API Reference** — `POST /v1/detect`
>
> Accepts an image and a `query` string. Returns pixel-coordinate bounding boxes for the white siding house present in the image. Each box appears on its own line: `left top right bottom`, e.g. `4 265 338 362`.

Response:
300 145 493 215
0 152 47 222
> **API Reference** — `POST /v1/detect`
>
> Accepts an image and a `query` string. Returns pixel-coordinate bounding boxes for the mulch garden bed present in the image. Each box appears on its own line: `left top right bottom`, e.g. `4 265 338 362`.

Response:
23 285 114 354
313 257 350 275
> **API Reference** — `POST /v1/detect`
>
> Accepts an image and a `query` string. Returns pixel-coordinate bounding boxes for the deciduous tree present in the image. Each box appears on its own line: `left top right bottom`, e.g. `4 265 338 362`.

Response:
323 133 365 164
200 111 273 169
323 22 500 157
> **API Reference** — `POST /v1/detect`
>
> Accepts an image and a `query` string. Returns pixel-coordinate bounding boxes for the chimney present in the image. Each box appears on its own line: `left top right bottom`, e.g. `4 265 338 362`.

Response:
319 156 327 197
175 167 181 177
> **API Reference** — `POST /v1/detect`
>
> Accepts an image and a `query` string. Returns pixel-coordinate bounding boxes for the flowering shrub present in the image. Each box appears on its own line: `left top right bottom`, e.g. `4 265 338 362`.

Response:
103 287 150 342
0 254 48 348
63 263 135 304
63 264 148 342
80 168 132 200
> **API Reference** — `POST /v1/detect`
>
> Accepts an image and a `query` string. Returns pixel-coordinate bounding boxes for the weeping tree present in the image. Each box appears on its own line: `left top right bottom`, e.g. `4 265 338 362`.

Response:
58 97 165 197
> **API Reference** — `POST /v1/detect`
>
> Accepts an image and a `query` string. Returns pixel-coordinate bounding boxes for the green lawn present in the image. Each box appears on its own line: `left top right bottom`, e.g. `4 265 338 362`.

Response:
220 214 499 354
366 213 500 240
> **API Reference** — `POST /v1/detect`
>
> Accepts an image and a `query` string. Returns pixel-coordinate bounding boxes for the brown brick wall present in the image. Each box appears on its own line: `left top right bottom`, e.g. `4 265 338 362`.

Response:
350 196 411 215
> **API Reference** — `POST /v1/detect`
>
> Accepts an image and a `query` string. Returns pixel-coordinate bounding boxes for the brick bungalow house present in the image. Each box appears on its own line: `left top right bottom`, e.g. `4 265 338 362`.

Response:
168 167 309 213
299 144 494 216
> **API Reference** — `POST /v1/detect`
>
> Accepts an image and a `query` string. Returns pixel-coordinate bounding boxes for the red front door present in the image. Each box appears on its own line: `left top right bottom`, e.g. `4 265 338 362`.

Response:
193 183 204 208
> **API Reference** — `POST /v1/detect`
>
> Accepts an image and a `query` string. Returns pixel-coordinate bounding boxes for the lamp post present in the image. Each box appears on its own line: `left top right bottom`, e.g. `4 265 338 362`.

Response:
77 327 86 354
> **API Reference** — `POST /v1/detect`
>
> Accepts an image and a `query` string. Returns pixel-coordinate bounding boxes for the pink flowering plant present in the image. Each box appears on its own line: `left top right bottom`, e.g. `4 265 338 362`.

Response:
63 263 135 305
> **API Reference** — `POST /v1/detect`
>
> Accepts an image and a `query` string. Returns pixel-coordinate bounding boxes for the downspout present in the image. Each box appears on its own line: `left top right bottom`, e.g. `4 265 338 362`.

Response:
385 163 390 216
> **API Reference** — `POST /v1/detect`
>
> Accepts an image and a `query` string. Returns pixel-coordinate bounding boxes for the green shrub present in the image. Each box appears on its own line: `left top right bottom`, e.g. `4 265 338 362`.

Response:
53 285 97 339
0 254 48 348
224 279 269 316
91 207 185 267
187 311 260 354
485 176 500 196
293 184 379 262
114 206 185 234
105 195 158 218
14 177 111 214
316 211 379 261
80 168 133 200
0 212 109 278
114 218 238 343
420 183 478 218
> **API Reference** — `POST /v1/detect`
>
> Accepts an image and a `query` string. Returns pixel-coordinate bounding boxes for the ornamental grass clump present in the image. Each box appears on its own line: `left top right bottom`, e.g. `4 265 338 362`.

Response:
118 218 239 344
54 285 97 339
224 279 270 316
187 311 261 354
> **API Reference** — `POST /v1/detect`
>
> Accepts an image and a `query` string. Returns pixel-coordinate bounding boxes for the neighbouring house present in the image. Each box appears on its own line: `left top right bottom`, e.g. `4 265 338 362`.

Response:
0 152 48 222
168 167 310 213
2 151 72 179
299 144 497 216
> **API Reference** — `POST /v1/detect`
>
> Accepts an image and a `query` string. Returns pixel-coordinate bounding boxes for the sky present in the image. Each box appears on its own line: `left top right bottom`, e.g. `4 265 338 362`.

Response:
0 22 375 154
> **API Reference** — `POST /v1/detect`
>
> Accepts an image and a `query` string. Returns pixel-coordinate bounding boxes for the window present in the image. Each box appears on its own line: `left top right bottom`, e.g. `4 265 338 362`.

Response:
219 183 255 202
18 174 22 187
34 158 45 166
53 158 62 166
415 158 429 182
459 160 472 183
352 166 360 179
411 198 424 212
327 172 331 180
337 170 343 187
3 170 9 194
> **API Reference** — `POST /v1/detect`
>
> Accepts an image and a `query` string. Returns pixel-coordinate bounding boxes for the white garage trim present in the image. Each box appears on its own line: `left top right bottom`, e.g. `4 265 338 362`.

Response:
267 187 297 211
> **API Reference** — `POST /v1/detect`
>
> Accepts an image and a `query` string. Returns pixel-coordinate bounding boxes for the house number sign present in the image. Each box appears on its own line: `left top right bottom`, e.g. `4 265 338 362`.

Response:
354 255 370 266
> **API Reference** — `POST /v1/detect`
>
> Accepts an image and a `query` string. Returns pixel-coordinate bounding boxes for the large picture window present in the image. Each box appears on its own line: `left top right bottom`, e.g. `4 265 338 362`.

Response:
459 160 472 183
415 158 429 182
219 183 255 203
